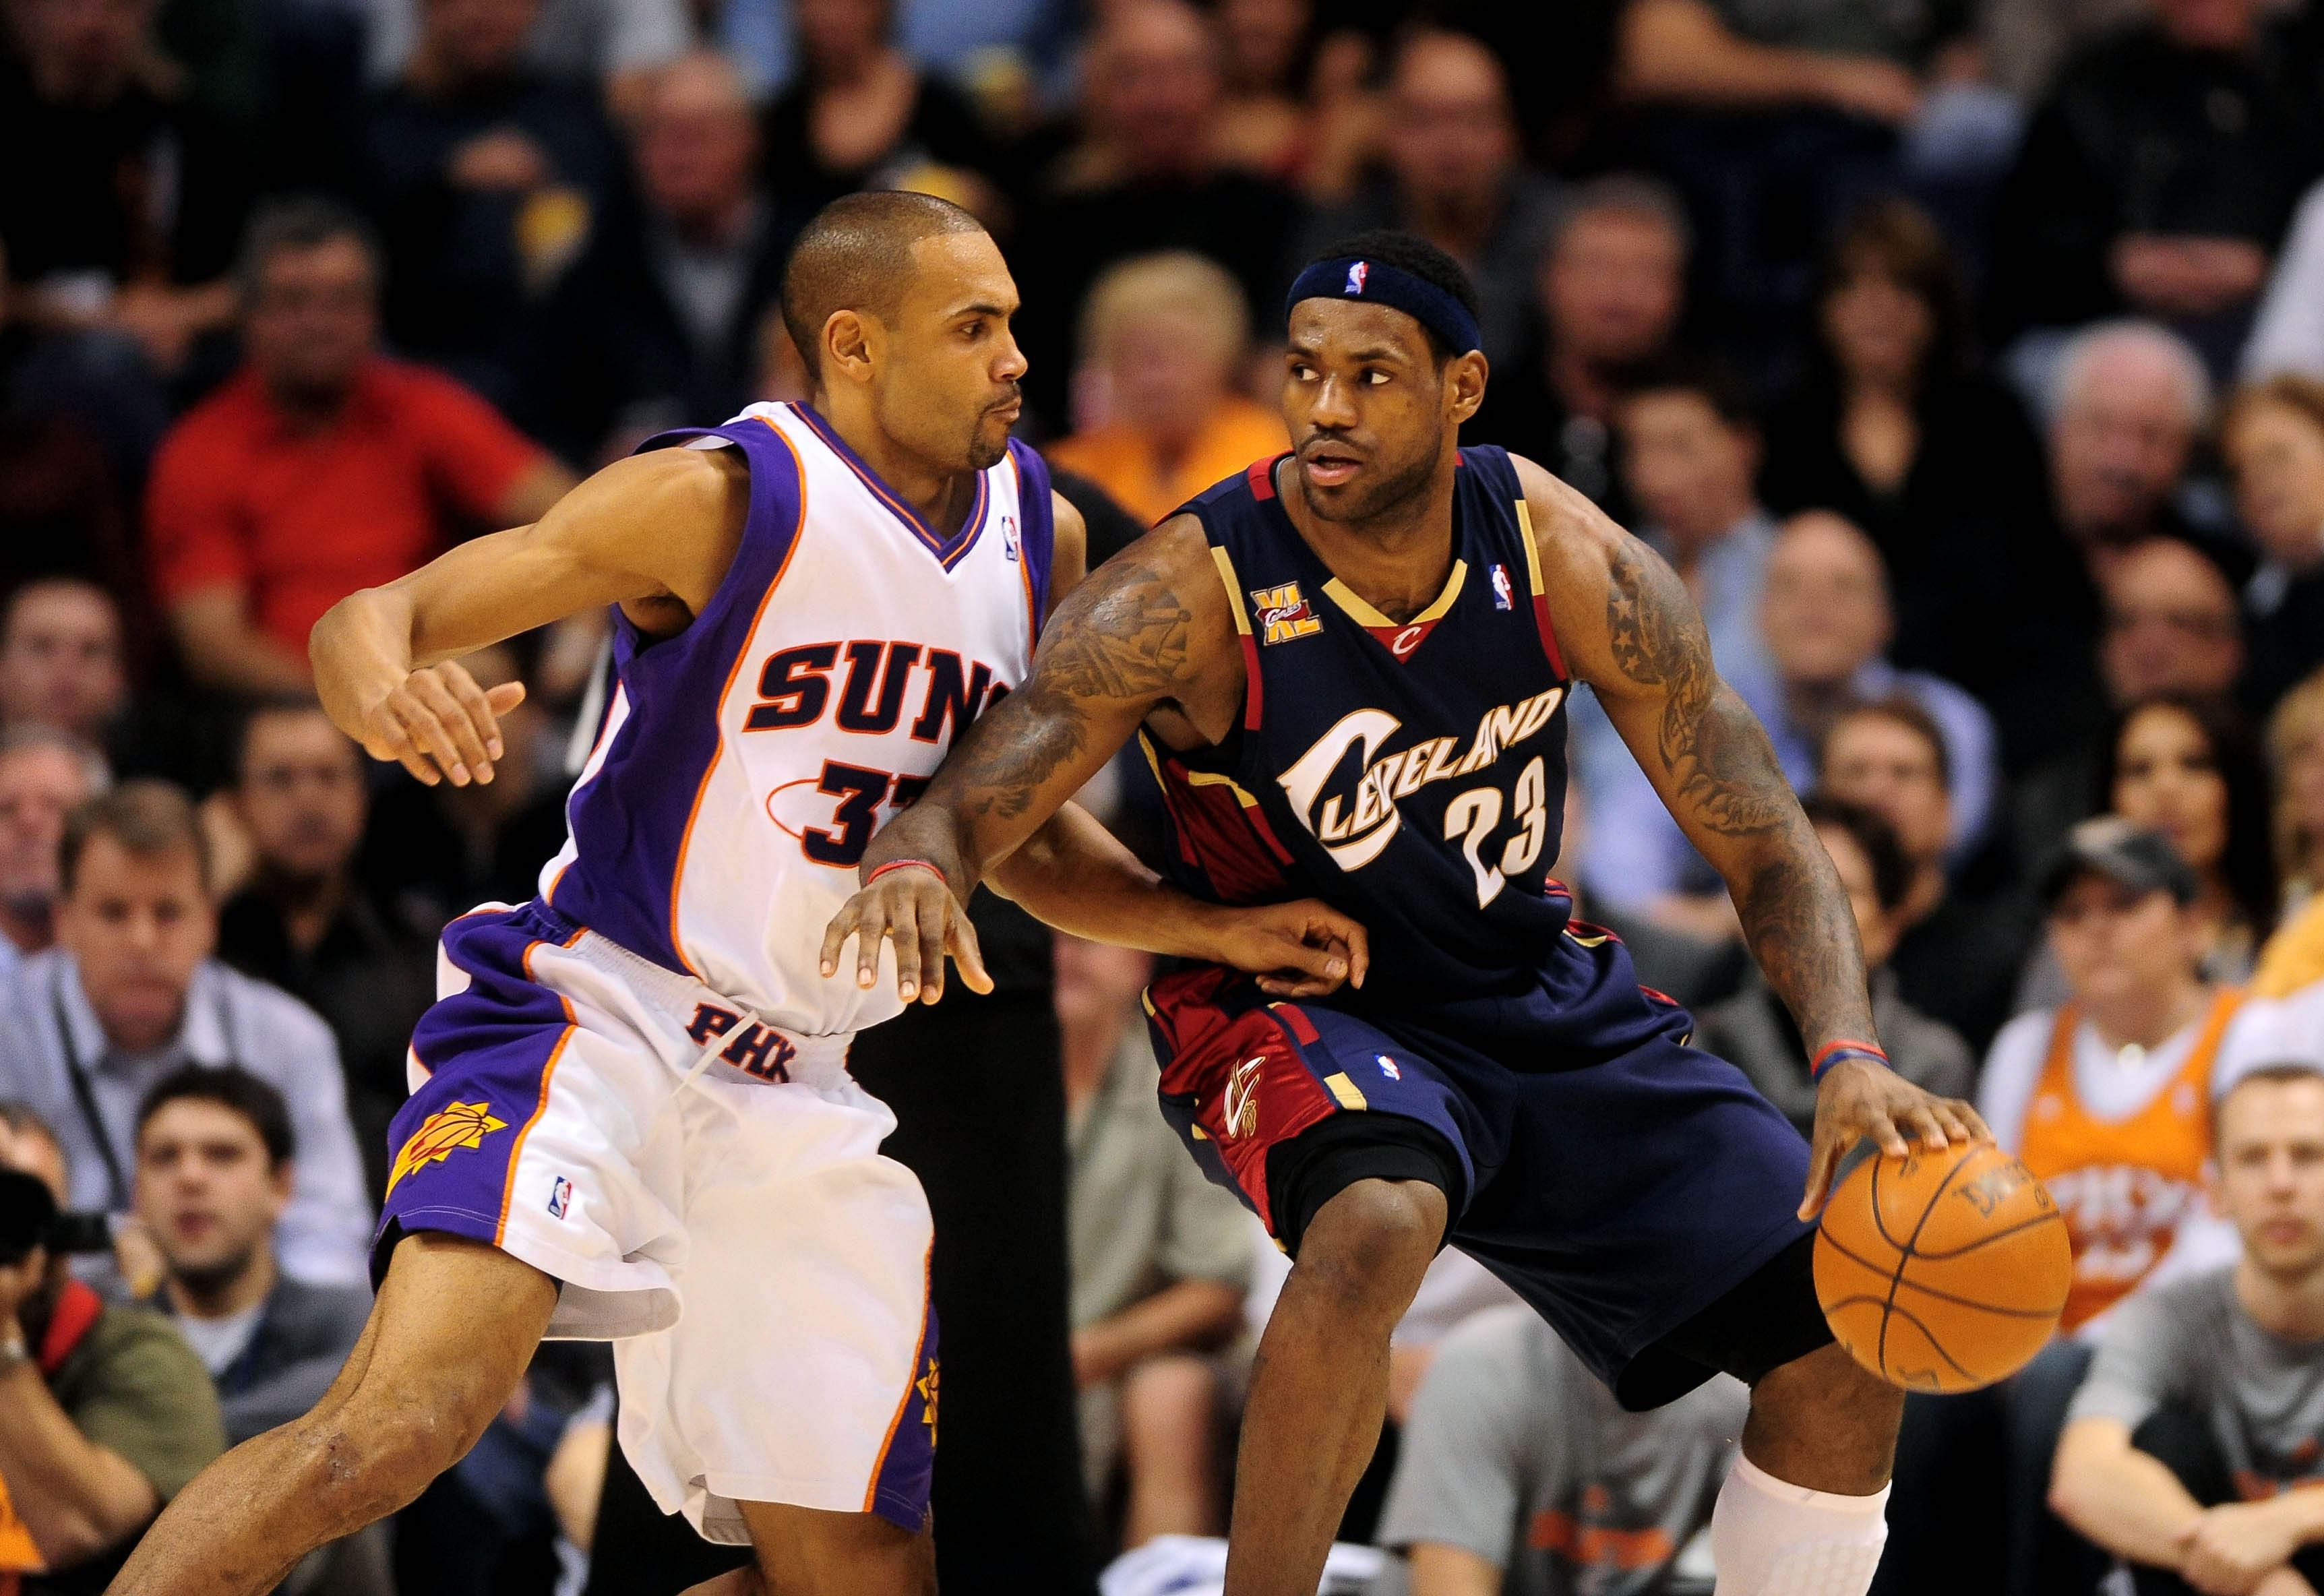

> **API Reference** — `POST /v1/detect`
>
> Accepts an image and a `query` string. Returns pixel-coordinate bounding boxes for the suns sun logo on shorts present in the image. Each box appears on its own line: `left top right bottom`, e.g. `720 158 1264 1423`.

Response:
385 1100 509 1196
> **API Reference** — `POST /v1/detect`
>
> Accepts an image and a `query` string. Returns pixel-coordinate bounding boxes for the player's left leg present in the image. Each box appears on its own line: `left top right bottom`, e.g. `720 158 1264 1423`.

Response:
675 1504 935 1595
1709 1341 1903 1596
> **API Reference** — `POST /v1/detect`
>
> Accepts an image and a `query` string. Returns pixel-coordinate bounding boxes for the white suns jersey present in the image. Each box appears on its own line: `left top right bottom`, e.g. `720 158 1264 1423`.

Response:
535 401 1055 1037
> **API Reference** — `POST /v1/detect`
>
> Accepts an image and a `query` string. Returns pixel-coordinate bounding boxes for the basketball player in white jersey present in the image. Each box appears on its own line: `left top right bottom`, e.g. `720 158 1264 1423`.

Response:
106 193 1365 1596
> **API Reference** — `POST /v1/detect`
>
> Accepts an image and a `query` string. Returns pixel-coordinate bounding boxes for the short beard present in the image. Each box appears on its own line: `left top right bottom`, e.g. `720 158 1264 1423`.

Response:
172 1243 261 1304
1305 441 1442 526
965 425 1008 472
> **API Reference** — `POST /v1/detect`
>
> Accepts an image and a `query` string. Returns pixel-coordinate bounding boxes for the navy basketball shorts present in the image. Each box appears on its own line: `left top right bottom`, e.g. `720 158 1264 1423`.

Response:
1144 936 1832 1409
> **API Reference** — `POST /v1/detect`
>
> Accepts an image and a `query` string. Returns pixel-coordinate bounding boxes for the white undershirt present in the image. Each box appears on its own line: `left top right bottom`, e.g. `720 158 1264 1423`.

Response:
172 1301 264 1376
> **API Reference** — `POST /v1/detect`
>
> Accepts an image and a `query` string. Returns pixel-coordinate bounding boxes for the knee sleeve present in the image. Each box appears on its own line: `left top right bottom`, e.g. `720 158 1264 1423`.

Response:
1711 1454 1891 1596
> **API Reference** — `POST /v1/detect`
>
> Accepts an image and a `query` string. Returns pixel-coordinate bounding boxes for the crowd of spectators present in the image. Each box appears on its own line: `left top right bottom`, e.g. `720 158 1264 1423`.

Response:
5 0 2324 1588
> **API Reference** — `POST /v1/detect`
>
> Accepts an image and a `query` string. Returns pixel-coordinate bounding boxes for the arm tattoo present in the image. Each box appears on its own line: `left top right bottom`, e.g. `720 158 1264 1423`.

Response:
931 557 1197 829
1603 542 1790 836
1604 541 1876 1041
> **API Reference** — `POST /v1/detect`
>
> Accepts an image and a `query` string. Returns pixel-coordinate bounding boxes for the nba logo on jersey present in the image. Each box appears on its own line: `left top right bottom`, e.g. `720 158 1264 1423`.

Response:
1001 514 1020 562
1346 261 1369 295
1250 584 1323 644
547 1175 572 1220
1490 564 1515 611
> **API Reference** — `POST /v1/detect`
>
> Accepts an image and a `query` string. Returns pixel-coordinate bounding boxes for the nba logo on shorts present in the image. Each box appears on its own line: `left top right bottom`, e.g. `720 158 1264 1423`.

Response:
1376 1053 1402 1080
1346 261 1368 295
1490 564 1514 611
547 1175 573 1220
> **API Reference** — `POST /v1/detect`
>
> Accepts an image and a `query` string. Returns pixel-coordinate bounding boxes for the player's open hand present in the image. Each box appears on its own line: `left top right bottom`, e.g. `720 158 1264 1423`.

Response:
1799 1060 1990 1219
350 661 525 789
820 861 993 1006
1201 899 1370 998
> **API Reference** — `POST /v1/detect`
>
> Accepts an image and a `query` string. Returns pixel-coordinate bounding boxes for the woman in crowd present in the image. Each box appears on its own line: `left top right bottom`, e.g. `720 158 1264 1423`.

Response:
2255 667 2324 995
1758 198 2079 759
1209 0 1374 197
1044 252 1287 526
2221 375 2324 709
758 0 1005 218
2106 690 2276 986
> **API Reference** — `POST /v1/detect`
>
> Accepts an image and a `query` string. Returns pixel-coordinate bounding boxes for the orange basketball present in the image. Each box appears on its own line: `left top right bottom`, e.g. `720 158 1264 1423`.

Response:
1814 1142 2072 1393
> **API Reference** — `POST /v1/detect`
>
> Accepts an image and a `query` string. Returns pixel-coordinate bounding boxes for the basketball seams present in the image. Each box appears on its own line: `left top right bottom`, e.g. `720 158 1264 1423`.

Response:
1816 1227 2065 1320
1907 1207 2067 1262
1873 1148 1976 1376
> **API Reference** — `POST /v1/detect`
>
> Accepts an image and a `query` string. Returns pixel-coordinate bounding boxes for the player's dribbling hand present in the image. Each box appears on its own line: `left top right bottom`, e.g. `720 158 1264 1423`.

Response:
349 661 525 789
1202 899 1370 998
819 862 993 1006
1798 1060 1991 1219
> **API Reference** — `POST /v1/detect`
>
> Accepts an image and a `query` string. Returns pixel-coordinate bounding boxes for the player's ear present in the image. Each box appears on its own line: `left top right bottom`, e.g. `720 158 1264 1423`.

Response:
1446 350 1488 425
823 309 877 386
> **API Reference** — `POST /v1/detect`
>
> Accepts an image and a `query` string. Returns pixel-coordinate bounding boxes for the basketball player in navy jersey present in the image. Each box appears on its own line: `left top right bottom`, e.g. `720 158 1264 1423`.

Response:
826 231 1992 1596
104 195 1364 1596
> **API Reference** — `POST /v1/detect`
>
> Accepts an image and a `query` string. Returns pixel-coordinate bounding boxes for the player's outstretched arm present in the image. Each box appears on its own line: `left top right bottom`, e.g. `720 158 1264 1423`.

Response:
1513 458 1988 1213
820 515 1366 1003
310 448 745 789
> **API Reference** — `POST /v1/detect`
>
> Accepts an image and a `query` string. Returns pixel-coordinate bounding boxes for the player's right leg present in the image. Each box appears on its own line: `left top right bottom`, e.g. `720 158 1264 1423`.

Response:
106 1233 555 1595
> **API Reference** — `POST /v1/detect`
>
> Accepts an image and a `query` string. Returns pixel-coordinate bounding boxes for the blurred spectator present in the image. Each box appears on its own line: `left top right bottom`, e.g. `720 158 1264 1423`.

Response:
758 0 1006 220
1988 0 2324 371
516 51 797 466
1045 253 1287 527
1059 935 1246 1549
2050 1064 2324 1593
130 1068 367 1442
2013 533 2250 891
145 200 573 696
0 1101 226 1595
0 0 252 381
1758 511 1997 854
365 0 690 113
1296 27 1556 374
0 780 371 1286
129 1066 389 1594
1980 820 2244 1335
1013 0 1301 429
2104 692 2275 985
0 581 126 752
1375 1303 1746 1596
2222 376 2324 710
1759 200 2083 763
1701 797 1973 1138
1818 697 2032 1052
2242 177 2324 384
0 729 108 973
1209 0 1372 193
1465 173 1689 516
2046 321 2218 571
1614 0 1952 124
1568 360 1777 938
213 703 439 1202
2271 671 2324 915
362 0 634 402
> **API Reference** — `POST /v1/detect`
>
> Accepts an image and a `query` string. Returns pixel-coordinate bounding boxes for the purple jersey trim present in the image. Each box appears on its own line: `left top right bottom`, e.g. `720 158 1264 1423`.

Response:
791 402 990 569
548 419 806 976
1008 439 1057 628
864 1288 938 1529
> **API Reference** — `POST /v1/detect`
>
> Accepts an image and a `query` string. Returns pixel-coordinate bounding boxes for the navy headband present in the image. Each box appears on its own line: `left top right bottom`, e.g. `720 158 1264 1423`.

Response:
1285 255 1483 357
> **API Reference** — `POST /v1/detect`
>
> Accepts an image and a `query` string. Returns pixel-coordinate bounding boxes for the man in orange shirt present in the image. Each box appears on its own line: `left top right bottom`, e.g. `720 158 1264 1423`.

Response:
144 200 574 694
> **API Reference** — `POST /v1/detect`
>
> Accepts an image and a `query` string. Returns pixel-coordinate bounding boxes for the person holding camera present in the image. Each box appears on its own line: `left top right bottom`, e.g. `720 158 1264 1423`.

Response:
0 1102 224 1595
0 781 371 1291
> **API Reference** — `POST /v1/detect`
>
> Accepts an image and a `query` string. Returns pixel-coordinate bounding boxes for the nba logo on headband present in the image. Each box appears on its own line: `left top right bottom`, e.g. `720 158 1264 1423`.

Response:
1345 261 1368 295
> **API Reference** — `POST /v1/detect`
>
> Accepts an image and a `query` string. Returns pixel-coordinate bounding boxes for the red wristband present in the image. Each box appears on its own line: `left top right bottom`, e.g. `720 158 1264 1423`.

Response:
1810 1038 1889 1083
866 859 948 890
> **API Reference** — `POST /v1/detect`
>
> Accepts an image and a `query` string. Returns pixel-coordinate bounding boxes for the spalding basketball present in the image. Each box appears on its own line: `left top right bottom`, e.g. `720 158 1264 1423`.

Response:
1814 1142 2071 1393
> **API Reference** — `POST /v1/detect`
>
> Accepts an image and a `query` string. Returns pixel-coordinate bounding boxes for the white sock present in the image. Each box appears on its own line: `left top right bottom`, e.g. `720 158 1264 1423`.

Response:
1710 1453 1891 1596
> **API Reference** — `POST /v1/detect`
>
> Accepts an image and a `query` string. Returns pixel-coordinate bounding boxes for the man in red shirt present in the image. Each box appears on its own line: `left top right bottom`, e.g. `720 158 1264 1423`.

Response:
145 200 574 693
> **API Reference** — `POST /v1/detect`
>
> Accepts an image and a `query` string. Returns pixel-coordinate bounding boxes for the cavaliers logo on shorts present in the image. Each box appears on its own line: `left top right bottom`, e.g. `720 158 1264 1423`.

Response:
386 1100 510 1196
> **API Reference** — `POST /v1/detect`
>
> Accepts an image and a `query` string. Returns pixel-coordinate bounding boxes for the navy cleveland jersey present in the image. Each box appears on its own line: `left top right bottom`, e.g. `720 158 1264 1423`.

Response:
1149 446 1583 1006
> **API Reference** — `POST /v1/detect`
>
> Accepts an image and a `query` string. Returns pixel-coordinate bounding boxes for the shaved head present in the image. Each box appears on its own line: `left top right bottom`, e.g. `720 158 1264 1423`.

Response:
780 190 987 380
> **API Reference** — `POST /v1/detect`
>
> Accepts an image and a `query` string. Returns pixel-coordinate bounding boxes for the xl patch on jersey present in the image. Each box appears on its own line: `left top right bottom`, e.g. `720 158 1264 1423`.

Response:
1250 584 1322 644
